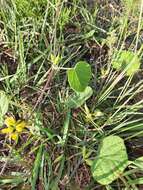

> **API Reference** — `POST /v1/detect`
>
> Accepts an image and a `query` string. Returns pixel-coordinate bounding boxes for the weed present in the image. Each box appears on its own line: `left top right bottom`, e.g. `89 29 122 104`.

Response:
0 0 143 189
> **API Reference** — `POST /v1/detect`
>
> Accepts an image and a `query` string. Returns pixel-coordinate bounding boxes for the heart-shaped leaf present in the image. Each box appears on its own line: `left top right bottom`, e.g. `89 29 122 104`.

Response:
66 86 93 109
112 50 140 76
67 61 92 92
91 135 128 185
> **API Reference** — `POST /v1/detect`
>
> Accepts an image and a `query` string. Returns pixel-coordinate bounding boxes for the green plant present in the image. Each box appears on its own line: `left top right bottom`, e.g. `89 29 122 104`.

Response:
66 86 93 109
51 59 93 107
112 50 141 76
67 61 92 92
0 0 143 189
91 135 128 185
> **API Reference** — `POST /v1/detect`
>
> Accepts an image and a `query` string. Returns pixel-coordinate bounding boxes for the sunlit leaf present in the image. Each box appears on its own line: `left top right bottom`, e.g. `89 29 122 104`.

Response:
91 135 128 185
112 50 140 76
67 61 92 92
67 86 93 109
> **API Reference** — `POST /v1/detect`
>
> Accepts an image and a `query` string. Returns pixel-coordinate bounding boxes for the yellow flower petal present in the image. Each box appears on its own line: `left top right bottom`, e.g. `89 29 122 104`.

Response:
5 116 16 127
1 126 14 134
10 132 18 141
16 121 26 132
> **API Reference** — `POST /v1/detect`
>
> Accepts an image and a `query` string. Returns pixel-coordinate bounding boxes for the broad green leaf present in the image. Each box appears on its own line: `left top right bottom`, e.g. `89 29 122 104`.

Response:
0 91 9 115
112 50 140 76
67 61 92 92
91 135 128 185
66 86 93 109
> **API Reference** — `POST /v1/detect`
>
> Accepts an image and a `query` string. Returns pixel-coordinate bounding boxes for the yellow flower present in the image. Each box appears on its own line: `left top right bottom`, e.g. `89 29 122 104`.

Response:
4 116 16 127
1 116 27 142
10 132 19 141
50 53 61 65
16 121 26 132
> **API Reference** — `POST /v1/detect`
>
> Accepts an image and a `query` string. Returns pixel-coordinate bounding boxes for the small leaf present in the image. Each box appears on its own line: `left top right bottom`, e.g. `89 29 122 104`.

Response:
67 61 92 92
91 135 128 185
0 177 25 185
132 157 143 169
84 30 95 39
66 86 93 109
0 91 9 115
112 50 140 76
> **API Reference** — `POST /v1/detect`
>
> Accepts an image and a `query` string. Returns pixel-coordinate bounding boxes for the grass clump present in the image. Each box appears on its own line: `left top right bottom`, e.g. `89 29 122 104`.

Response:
0 0 143 189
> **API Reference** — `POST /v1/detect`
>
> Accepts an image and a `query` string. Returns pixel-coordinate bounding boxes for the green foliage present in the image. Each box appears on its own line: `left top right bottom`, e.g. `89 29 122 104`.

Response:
0 91 9 116
66 86 93 109
91 136 128 185
84 29 95 39
58 7 71 30
0 178 25 185
15 0 47 18
0 0 143 189
132 156 143 169
112 50 140 76
67 61 92 92
31 145 43 190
